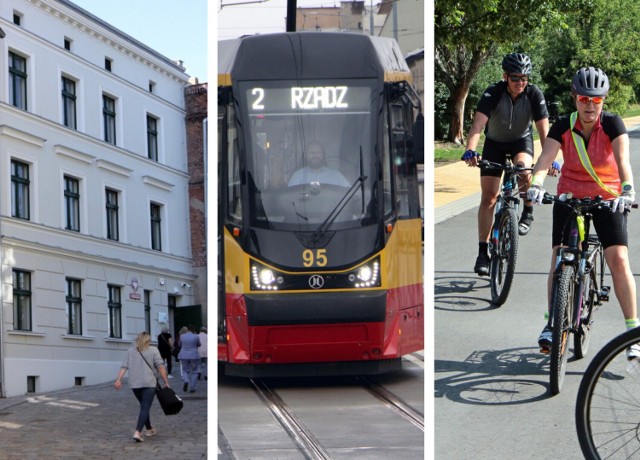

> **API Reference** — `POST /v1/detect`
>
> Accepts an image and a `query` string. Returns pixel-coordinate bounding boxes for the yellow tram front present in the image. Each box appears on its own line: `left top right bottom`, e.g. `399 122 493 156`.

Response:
218 32 423 376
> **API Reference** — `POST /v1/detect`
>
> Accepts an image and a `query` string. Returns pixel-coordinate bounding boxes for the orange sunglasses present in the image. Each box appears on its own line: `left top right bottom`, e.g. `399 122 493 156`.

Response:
577 95 604 104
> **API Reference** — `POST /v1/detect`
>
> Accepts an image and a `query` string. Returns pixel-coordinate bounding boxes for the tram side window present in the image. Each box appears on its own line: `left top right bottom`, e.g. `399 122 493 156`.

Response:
382 104 394 219
225 105 242 224
390 103 411 219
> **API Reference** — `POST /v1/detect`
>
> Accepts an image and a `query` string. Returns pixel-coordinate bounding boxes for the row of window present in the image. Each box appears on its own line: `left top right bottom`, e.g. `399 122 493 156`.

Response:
11 159 163 250
13 270 174 338
12 8 157 91
8 51 161 161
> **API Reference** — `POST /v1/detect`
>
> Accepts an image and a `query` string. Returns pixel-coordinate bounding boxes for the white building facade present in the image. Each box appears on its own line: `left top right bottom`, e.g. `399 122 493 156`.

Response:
0 0 195 397
378 0 424 54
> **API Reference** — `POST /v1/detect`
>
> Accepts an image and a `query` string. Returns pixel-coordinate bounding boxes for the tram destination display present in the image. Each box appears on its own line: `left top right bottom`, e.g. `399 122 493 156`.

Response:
245 84 373 114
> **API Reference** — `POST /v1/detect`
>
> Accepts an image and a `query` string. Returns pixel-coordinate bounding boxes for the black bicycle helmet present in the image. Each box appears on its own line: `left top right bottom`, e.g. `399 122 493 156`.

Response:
571 67 610 96
502 53 532 75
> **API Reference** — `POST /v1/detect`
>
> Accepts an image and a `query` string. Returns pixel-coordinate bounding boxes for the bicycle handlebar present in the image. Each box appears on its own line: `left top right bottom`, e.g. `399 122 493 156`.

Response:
477 159 534 173
541 193 639 210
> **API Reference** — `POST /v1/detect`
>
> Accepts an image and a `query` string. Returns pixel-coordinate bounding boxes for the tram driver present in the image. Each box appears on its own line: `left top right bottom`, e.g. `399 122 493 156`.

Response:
288 142 350 187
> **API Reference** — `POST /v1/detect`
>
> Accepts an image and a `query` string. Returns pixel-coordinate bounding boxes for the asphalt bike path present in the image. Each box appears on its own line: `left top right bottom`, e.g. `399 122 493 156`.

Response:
434 116 640 459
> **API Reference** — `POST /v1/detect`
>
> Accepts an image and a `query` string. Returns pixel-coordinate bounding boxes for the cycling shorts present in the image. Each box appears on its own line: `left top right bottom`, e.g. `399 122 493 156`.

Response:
552 202 628 249
480 136 534 178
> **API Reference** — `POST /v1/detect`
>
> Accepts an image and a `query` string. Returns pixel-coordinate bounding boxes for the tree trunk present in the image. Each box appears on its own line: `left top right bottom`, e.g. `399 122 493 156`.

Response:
447 81 471 145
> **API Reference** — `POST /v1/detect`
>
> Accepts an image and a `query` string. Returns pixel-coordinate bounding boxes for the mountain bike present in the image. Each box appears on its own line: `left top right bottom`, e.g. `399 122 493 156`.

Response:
541 194 620 395
575 327 640 459
478 158 533 306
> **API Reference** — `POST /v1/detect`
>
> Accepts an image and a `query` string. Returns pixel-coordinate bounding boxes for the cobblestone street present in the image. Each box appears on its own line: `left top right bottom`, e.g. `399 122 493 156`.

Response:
0 370 208 460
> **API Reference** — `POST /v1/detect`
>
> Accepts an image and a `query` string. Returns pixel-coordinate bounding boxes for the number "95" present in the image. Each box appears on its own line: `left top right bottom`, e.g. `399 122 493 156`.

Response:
302 249 327 267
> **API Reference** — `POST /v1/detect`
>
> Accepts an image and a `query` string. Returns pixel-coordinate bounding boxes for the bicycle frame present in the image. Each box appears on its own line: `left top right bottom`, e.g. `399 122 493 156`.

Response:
479 157 532 306
543 195 614 394
491 158 523 227
552 208 606 334
482 157 530 250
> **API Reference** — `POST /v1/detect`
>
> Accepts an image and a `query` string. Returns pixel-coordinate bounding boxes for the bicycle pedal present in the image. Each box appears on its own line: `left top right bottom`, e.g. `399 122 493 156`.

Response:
600 286 611 301
539 345 551 355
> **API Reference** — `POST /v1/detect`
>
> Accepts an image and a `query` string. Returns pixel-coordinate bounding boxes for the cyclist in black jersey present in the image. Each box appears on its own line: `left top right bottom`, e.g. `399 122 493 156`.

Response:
462 53 551 276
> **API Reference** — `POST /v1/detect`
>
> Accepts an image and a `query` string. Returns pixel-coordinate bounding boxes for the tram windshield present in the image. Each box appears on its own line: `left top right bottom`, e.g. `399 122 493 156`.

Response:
237 79 379 231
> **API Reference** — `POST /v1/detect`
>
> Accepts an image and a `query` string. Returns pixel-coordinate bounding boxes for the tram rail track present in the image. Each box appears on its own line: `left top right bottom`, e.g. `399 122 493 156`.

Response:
248 365 424 459
357 376 424 432
250 378 332 460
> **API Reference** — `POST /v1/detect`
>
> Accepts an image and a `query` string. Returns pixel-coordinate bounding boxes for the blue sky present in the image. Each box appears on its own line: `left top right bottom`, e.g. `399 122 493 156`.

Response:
70 0 209 82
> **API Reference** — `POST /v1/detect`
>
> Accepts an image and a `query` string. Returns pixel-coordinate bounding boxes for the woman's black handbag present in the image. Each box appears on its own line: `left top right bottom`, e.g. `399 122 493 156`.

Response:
139 349 183 415
156 385 183 415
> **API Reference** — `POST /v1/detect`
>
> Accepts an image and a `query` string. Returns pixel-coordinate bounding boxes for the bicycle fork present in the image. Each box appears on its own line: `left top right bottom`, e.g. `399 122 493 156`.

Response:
489 197 519 253
574 249 610 336
488 210 502 255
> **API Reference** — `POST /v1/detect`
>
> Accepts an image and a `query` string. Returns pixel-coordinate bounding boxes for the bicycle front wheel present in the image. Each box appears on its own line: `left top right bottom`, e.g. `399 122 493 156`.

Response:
490 207 518 306
576 328 640 459
550 264 575 395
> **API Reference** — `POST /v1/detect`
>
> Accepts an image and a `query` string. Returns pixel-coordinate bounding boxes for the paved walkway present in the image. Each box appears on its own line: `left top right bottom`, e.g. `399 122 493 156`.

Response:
435 115 640 223
0 366 208 459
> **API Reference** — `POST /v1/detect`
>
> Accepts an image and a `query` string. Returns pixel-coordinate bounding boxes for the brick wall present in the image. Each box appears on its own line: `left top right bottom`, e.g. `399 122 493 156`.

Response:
184 83 208 310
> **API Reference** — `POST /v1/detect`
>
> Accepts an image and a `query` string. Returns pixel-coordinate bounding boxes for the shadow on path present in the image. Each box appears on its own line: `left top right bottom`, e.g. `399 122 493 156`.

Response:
435 347 584 405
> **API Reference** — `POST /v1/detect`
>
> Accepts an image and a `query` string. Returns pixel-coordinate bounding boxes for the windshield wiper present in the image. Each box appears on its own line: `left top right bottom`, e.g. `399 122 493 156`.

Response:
311 172 367 243
292 201 308 223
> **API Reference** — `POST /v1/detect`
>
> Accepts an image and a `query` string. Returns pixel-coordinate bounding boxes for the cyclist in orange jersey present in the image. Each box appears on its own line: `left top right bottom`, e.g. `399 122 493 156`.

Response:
527 67 638 357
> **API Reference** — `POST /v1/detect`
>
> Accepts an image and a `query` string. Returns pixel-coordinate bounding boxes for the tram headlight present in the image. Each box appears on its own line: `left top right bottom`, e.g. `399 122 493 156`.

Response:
357 266 373 282
251 263 281 291
259 269 276 286
352 258 380 288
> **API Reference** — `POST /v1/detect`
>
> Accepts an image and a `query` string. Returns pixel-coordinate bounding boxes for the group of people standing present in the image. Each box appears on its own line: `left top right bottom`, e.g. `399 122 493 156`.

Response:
158 325 208 392
114 325 208 442
462 54 638 358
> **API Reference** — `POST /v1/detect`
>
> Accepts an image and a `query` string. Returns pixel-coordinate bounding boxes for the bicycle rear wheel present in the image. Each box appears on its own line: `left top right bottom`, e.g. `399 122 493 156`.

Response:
550 264 575 395
574 248 602 360
576 328 640 459
490 207 518 306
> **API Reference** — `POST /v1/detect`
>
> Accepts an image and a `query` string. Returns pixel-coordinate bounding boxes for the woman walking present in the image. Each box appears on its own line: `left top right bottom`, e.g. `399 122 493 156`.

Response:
178 325 201 393
114 331 170 442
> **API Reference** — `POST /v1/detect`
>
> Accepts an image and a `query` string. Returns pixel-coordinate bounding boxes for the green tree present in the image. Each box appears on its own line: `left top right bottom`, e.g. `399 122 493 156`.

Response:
538 0 640 116
435 0 573 144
